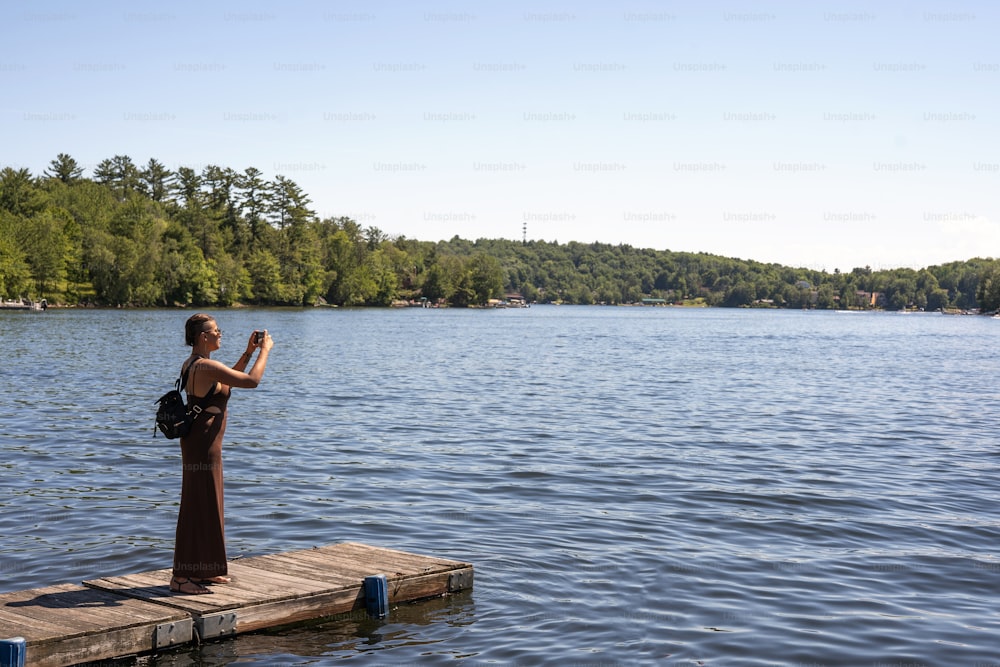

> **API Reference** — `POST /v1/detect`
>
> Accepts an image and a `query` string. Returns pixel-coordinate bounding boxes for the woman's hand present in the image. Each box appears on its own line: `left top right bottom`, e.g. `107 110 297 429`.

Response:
231 329 272 387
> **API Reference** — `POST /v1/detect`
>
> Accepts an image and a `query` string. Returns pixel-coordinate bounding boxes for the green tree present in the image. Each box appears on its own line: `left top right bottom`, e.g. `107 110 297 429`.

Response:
18 209 71 293
268 175 314 230
421 261 450 303
323 223 368 305
213 253 251 307
816 284 836 309
468 253 504 304
139 158 175 202
976 263 1000 312
237 167 268 241
277 219 326 305
0 213 33 296
175 166 202 209
157 219 217 305
926 288 950 312
423 254 469 305
0 167 46 216
566 283 593 304
93 155 140 201
723 281 755 307
245 248 284 303
44 153 83 184
367 247 400 306
201 165 242 245
365 226 388 251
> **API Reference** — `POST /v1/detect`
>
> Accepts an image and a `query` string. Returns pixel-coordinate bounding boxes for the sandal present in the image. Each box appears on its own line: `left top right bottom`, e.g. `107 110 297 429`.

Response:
194 575 232 585
170 576 213 595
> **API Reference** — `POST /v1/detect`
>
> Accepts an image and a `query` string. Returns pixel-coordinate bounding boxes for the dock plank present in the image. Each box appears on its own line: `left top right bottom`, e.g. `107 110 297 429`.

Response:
0 582 172 632
226 587 363 634
0 584 191 667
334 542 468 570
225 560 353 595
83 574 236 615
318 542 437 568
315 543 468 578
391 570 468 602
233 552 354 580
84 560 345 612
0 586 107 630
246 551 384 580
256 543 457 579
0 606 69 636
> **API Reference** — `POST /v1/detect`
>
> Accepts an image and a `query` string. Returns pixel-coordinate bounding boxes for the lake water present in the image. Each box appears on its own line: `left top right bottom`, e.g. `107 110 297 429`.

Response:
2 306 999 666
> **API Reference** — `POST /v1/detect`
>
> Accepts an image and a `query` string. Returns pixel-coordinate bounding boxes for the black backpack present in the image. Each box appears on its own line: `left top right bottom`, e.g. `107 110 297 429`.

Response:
153 358 205 438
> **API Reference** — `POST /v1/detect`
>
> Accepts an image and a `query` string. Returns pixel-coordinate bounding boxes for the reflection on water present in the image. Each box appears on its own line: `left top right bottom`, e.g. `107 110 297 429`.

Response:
140 592 475 665
3 307 1000 665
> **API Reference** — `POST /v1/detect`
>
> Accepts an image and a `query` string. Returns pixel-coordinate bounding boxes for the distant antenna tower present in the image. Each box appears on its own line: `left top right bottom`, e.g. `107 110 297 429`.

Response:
522 221 527 244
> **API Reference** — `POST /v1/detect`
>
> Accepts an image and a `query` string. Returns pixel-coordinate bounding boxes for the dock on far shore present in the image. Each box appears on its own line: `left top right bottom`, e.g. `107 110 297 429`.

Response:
0 542 474 667
0 298 47 311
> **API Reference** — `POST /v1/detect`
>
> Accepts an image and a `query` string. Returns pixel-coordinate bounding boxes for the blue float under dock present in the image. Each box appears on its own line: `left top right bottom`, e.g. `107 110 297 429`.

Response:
0 542 473 667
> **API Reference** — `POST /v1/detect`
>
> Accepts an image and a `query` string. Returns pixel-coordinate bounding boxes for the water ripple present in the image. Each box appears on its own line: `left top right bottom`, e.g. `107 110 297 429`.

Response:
2 308 999 664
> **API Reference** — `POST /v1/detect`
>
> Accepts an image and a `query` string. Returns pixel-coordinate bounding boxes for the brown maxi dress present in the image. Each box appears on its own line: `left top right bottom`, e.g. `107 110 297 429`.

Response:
173 362 231 580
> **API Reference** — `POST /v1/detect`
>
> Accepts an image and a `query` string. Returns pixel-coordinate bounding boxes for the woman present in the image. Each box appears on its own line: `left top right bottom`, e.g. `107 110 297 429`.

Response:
170 313 273 595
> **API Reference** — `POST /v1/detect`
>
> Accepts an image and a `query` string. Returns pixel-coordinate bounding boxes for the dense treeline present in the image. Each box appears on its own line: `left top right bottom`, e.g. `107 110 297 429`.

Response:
2 155 998 312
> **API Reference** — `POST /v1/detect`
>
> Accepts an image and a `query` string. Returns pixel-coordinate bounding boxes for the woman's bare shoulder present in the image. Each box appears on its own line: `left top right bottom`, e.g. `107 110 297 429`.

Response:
194 357 231 373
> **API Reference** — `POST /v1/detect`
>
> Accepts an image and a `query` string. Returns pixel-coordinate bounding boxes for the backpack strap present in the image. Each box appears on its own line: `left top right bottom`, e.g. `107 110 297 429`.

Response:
179 354 203 391
180 355 209 419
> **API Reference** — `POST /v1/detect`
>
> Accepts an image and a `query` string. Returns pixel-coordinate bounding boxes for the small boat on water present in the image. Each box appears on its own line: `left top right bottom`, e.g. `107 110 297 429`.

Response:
0 297 47 311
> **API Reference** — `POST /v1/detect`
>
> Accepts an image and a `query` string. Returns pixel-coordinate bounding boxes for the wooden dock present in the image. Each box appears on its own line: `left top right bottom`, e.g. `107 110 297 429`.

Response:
0 542 473 667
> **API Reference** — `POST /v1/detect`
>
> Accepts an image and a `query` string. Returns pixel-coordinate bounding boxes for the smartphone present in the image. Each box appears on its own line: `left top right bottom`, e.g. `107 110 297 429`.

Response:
254 331 264 344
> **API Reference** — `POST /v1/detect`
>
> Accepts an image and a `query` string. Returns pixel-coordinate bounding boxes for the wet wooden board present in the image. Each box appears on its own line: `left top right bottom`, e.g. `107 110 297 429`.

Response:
0 583 192 667
83 542 473 637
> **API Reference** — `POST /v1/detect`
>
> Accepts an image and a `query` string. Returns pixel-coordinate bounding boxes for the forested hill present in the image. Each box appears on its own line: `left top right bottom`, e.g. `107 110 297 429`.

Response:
1 155 998 311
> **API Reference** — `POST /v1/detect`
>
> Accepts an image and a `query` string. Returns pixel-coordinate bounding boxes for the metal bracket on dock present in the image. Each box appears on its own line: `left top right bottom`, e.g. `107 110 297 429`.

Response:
153 619 193 649
448 568 474 592
196 612 237 640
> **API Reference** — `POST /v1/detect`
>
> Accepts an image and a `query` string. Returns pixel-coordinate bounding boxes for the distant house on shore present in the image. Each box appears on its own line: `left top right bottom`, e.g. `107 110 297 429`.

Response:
855 290 884 308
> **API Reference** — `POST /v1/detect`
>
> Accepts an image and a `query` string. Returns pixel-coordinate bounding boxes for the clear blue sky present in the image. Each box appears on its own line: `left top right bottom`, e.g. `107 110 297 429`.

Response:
2 0 996 271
